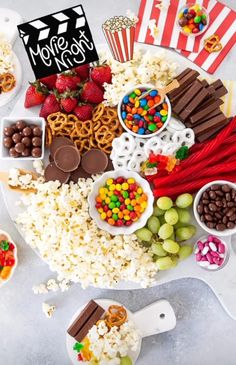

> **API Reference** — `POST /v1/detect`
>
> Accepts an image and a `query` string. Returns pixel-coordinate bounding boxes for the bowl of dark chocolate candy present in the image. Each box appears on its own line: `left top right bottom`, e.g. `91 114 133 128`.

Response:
194 180 236 236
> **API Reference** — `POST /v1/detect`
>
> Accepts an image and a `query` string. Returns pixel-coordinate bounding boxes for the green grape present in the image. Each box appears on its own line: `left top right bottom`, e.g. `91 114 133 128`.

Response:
147 216 160 234
164 208 179 225
175 193 193 208
169 232 175 241
171 256 179 267
188 225 197 235
163 239 180 254
176 226 196 241
156 196 173 210
153 206 165 216
120 356 132 365
135 228 153 242
158 223 174 240
156 256 173 270
174 222 187 229
159 215 166 225
178 245 193 260
176 208 191 224
151 242 167 257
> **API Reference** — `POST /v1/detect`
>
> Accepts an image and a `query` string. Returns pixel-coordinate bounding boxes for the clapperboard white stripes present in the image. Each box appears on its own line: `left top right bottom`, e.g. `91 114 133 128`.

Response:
18 5 98 79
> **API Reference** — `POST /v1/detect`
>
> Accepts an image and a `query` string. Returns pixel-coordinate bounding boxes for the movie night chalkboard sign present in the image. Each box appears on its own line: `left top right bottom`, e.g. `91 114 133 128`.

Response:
18 5 99 79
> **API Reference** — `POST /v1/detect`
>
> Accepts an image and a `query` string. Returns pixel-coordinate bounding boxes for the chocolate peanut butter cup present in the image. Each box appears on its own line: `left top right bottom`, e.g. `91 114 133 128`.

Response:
54 145 81 172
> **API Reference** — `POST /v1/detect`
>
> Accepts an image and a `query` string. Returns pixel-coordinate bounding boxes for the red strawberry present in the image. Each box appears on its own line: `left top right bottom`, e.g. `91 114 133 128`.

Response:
55 72 81 93
39 74 57 90
24 81 48 108
74 64 90 81
73 103 93 121
91 65 112 86
39 93 61 119
60 91 79 113
80 81 104 104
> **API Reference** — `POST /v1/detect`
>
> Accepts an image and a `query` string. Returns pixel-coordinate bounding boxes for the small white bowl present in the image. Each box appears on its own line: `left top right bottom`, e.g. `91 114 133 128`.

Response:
194 235 229 271
177 3 209 37
0 229 18 287
118 84 171 139
193 180 236 237
1 116 45 160
88 169 154 235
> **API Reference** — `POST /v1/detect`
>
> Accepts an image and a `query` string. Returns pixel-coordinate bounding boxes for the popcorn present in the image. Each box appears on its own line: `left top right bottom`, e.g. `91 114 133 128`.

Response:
42 302 56 318
102 16 136 32
126 9 139 24
46 279 59 292
17 178 157 289
8 168 36 189
148 19 159 39
32 283 48 295
0 36 14 74
87 319 140 363
33 160 44 176
103 48 179 106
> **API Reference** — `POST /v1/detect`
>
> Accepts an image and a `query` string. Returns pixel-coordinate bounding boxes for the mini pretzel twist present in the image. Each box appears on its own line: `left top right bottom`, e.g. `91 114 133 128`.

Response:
0 72 16 93
204 34 222 53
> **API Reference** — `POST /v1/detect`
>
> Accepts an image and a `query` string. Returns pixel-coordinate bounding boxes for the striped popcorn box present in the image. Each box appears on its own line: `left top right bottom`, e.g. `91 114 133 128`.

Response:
102 16 136 62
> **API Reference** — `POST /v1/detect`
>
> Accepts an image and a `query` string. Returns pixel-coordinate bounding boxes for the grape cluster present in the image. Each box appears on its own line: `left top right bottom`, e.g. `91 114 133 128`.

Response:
135 193 196 270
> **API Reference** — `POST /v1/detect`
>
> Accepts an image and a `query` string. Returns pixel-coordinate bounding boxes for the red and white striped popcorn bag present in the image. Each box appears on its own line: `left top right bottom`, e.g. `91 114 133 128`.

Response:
102 16 136 63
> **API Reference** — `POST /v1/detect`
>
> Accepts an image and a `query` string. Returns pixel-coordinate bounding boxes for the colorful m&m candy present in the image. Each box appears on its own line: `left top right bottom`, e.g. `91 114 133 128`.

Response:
95 176 148 227
121 88 169 136
178 4 208 35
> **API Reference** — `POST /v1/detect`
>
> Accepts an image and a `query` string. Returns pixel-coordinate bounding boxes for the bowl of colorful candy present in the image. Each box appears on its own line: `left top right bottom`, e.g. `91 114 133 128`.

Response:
177 3 209 36
118 84 171 138
194 235 228 271
88 170 154 235
0 229 17 287
194 180 236 237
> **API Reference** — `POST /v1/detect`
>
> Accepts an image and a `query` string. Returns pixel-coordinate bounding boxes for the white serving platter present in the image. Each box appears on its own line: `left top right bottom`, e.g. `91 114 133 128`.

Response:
66 298 176 365
0 8 23 107
1 43 236 320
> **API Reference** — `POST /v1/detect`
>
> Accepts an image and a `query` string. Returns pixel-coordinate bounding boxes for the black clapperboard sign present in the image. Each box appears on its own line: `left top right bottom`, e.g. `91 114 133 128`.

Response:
17 5 99 79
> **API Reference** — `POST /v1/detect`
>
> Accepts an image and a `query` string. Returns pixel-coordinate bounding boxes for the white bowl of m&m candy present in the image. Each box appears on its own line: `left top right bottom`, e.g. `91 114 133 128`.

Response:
88 170 154 235
118 84 171 138
177 3 209 36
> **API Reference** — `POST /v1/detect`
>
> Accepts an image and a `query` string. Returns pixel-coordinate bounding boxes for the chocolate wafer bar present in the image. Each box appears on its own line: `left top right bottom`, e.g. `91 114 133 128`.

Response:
173 80 203 115
168 69 200 99
67 300 105 341
185 108 222 127
196 119 229 142
193 113 228 136
179 87 209 121
75 306 105 342
210 79 228 98
189 99 224 124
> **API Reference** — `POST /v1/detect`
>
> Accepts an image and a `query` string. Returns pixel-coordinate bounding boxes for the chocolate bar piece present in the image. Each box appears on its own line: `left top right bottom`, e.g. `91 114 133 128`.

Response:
214 85 228 99
197 119 229 142
210 79 228 98
186 108 222 127
173 80 203 115
75 306 105 342
179 87 209 121
189 99 224 124
168 69 200 99
201 79 209 88
67 300 105 341
193 114 228 136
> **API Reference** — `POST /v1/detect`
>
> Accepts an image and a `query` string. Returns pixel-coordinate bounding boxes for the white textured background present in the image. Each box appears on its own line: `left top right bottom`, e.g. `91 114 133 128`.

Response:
0 1 236 364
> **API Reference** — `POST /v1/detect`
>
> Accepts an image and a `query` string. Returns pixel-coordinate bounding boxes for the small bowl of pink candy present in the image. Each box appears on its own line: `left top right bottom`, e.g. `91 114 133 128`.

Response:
194 235 228 271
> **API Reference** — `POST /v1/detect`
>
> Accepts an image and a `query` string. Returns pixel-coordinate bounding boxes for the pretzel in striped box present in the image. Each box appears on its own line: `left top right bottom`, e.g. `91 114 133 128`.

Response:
102 16 136 63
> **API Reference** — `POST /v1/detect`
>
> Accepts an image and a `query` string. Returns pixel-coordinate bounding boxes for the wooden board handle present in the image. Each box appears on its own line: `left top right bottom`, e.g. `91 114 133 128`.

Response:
133 299 176 338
